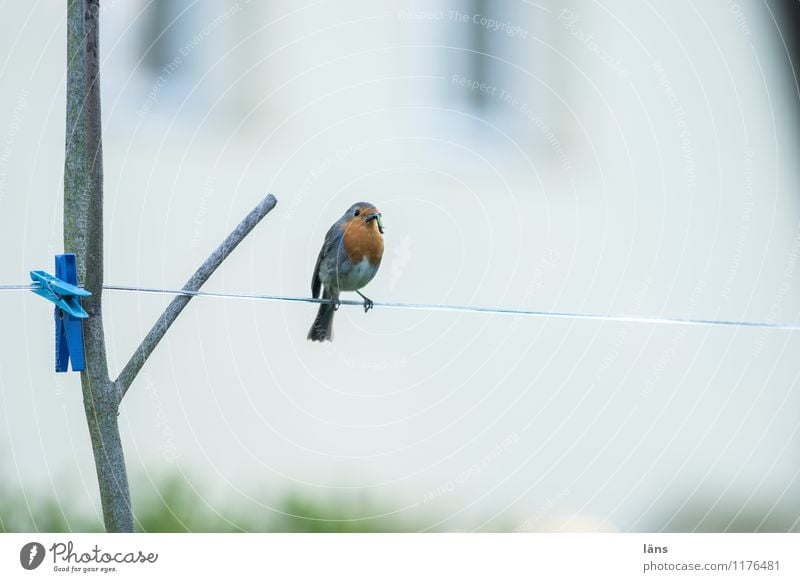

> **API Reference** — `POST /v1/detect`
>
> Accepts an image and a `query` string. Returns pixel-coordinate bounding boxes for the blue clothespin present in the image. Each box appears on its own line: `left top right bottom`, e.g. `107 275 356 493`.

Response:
30 254 91 372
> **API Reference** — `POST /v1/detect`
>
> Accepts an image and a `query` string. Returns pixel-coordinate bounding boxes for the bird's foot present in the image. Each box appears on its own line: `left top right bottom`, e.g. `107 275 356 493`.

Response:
332 297 341 311
356 290 374 313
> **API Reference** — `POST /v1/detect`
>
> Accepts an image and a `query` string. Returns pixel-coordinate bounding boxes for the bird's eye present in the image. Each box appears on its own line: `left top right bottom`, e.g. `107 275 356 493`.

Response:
353 209 361 217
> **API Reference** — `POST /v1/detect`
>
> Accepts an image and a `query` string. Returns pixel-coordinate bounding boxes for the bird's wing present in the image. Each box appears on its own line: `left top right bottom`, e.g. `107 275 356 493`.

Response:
310 224 338 298
311 247 324 298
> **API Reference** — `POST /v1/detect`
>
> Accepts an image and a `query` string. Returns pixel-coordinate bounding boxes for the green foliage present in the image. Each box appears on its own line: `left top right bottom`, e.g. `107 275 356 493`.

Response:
1 473 421 533
658 497 800 533
4 472 796 533
133 474 419 533
0 485 100 533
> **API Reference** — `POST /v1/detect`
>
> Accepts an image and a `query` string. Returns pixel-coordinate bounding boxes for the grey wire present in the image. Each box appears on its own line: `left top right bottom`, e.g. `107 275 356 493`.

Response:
104 285 800 332
3 282 799 332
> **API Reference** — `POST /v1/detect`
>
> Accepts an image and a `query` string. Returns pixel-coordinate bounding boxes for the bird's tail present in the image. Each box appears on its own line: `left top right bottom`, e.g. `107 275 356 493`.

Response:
308 289 335 341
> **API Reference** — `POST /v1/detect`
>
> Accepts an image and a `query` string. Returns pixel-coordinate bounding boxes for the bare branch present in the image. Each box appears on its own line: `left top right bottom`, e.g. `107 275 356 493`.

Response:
65 0 133 533
62 0 276 533
116 193 278 397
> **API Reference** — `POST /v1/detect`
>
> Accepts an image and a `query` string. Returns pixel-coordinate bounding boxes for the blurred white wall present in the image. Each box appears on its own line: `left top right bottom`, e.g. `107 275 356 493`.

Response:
1 0 799 531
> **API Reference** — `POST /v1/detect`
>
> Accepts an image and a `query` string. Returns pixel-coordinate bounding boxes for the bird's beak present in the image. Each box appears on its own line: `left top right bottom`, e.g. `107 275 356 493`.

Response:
367 212 384 234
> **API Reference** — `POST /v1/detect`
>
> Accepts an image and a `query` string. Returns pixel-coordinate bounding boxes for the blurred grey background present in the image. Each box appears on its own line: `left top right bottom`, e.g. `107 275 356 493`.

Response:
1 0 799 531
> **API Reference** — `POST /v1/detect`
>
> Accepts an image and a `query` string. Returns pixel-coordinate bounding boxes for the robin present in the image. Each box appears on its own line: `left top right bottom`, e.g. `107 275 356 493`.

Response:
308 202 385 341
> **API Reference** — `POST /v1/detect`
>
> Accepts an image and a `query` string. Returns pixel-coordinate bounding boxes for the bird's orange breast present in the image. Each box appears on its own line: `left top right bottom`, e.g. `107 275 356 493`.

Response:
341 218 384 265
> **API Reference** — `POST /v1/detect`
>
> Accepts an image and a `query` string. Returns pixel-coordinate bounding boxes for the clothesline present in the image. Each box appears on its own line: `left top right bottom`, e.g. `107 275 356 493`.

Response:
1 283 798 332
